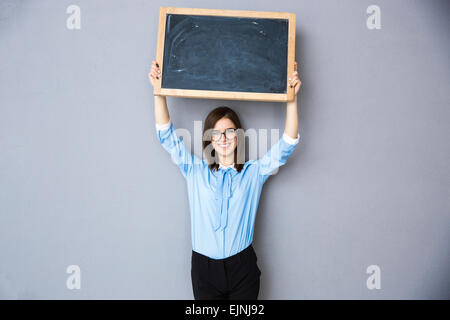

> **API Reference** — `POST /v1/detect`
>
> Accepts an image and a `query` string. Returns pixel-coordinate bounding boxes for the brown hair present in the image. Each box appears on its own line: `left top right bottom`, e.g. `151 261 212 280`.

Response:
202 106 245 173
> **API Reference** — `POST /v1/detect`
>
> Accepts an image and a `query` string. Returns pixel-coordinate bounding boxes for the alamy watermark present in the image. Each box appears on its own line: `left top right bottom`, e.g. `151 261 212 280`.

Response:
66 5 81 30
367 5 381 30
366 265 381 290
66 265 81 290
163 120 293 177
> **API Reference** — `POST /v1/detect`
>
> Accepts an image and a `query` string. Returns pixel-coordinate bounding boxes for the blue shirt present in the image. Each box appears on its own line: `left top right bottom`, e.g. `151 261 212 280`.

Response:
156 121 300 259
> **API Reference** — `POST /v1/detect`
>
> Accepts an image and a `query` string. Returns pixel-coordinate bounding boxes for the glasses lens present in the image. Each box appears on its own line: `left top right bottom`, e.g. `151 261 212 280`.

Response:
225 128 236 139
211 130 221 140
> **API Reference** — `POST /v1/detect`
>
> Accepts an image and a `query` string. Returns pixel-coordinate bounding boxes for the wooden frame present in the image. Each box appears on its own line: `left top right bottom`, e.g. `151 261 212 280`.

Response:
154 7 296 102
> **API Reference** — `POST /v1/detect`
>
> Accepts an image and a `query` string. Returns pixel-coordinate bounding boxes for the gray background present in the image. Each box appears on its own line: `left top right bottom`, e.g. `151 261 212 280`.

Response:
0 0 449 299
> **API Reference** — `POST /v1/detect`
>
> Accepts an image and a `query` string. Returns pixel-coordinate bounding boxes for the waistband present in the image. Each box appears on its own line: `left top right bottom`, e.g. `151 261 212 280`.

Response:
192 244 254 264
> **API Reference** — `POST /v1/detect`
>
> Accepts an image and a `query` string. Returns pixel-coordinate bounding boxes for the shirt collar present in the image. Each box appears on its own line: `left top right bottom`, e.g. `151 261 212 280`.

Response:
219 162 236 171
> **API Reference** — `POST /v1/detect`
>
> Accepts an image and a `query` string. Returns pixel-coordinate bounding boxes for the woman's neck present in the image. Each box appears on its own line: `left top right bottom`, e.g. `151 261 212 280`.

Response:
218 154 234 167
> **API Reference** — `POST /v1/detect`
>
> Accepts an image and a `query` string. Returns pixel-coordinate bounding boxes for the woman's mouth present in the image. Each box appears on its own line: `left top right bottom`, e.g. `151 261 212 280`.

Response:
218 142 231 148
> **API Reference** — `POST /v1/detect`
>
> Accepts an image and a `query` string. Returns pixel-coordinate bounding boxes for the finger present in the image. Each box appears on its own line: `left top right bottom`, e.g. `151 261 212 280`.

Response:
151 61 160 71
151 67 161 76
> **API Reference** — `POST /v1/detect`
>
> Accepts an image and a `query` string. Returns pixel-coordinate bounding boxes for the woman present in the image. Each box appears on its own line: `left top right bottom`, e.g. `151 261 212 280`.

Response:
148 60 301 300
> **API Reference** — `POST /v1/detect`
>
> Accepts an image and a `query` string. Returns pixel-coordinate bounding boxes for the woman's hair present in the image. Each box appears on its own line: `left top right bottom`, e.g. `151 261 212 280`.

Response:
202 106 245 173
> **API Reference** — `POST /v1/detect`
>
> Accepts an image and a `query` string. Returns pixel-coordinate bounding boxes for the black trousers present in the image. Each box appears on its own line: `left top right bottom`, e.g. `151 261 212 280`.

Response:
191 244 261 300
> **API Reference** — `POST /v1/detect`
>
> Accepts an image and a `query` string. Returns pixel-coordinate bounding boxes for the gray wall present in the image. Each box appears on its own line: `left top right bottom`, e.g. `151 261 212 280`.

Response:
0 0 449 299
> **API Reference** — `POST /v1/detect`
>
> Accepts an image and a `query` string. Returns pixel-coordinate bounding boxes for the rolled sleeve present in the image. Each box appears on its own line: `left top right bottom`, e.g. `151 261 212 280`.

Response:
282 132 300 145
155 120 172 131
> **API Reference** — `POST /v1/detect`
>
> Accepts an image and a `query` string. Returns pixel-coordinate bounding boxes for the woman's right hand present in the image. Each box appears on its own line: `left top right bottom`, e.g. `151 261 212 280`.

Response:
148 60 161 88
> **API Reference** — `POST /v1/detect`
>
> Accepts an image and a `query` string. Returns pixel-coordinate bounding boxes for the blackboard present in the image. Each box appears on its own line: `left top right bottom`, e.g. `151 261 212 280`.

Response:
154 8 296 102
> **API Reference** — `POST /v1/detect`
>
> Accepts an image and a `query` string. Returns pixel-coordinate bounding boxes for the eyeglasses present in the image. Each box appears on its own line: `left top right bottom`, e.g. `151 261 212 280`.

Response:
211 128 237 141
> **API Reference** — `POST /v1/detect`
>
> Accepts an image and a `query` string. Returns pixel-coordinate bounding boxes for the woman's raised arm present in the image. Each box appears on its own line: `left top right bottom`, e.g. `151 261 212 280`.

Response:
148 60 170 126
148 60 200 179
255 60 302 184
284 61 301 140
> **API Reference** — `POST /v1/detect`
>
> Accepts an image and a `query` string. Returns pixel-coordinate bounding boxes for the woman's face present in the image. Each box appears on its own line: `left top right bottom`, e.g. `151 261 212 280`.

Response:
211 117 237 159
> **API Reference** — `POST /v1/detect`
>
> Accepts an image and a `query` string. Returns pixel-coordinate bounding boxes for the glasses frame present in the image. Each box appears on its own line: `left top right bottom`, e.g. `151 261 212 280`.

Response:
211 128 237 141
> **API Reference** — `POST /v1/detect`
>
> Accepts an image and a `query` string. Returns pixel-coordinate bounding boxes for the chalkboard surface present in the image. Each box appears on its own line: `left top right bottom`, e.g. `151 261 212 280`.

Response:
161 14 289 94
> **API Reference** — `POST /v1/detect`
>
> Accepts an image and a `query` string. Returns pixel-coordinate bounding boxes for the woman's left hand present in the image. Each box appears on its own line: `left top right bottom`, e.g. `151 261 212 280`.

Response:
288 61 301 96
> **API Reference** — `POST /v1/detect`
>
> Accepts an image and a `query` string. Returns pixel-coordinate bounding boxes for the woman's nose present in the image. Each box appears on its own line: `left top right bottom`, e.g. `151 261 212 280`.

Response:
219 134 226 142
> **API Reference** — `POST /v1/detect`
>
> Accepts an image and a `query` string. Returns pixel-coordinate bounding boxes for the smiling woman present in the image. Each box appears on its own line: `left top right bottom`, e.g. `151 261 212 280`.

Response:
149 59 301 300
202 107 243 172
211 127 237 159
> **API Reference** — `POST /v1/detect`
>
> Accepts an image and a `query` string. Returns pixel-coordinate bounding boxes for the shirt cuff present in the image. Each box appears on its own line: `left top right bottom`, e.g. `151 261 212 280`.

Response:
282 132 300 145
155 120 171 131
